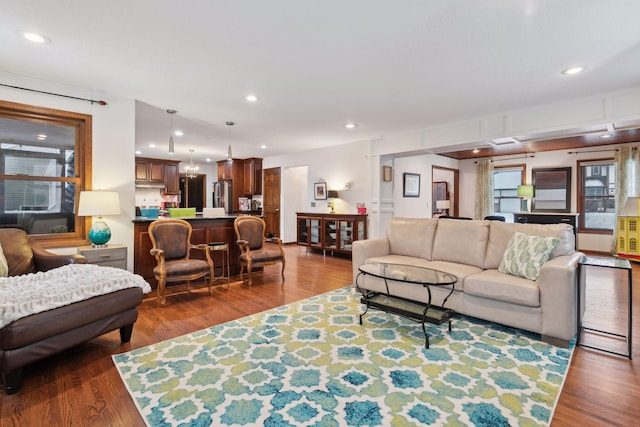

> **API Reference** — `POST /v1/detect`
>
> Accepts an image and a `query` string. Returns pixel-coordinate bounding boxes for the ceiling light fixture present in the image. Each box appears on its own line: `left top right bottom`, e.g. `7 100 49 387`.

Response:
246 95 258 102
562 66 584 75
344 123 357 129
23 32 49 44
174 130 184 137
226 121 235 162
185 149 199 179
472 148 480 154
167 109 177 154
600 134 612 139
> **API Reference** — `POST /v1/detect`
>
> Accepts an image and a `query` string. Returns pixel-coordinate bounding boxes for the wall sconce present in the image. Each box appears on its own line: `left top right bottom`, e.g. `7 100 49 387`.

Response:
77 191 121 247
328 190 339 213
517 184 535 212
436 199 450 216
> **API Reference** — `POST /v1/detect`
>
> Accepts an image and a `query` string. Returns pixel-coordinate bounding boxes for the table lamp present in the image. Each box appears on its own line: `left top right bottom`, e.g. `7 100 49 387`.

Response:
77 191 121 247
517 184 535 212
328 190 339 213
436 200 450 216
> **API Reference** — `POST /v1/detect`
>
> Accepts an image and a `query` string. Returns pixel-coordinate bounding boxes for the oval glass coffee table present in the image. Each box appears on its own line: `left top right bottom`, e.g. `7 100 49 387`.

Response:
356 262 457 349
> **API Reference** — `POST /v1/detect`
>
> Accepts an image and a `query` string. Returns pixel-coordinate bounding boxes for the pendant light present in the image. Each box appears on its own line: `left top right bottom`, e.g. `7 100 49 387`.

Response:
167 109 177 154
226 121 234 162
185 149 199 178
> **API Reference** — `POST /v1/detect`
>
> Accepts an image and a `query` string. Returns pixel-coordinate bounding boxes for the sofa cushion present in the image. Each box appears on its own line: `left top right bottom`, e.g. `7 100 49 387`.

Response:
484 222 574 269
432 219 489 269
464 269 540 307
387 218 438 260
498 232 559 281
424 260 483 291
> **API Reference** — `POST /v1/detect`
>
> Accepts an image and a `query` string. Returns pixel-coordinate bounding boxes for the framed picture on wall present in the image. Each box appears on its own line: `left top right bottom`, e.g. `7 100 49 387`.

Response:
314 182 327 200
403 173 420 197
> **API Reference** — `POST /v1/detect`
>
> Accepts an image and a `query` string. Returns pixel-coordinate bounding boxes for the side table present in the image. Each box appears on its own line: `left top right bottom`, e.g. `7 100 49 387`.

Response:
208 242 230 289
77 244 127 269
576 255 632 359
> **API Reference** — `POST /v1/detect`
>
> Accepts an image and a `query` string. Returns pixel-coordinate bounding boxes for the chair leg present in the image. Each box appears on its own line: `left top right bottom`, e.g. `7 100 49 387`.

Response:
157 277 167 306
247 260 253 286
281 259 286 280
239 264 245 282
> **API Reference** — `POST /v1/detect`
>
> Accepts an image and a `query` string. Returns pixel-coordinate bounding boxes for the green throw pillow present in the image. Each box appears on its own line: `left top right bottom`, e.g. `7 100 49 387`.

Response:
498 232 559 281
0 242 8 277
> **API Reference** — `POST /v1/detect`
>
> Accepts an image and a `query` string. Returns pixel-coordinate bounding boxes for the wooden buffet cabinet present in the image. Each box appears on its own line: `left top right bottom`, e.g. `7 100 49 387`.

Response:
296 213 368 256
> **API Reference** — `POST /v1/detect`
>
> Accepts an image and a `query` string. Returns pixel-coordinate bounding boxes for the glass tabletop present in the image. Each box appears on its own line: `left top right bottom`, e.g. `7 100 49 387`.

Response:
358 262 457 286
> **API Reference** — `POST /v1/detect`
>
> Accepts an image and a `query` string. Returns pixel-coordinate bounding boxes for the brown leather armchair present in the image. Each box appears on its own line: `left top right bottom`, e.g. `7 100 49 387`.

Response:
0 228 144 394
234 216 285 286
0 228 86 275
148 219 215 305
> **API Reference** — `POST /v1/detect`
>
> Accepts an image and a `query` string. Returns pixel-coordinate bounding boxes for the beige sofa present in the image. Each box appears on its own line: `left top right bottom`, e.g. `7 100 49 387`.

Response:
352 217 583 345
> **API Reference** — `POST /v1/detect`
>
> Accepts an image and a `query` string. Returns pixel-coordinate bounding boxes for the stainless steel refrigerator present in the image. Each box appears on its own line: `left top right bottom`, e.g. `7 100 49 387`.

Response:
213 180 233 214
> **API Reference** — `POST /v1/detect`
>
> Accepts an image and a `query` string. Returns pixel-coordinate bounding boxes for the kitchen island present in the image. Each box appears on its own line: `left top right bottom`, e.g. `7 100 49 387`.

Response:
133 215 260 288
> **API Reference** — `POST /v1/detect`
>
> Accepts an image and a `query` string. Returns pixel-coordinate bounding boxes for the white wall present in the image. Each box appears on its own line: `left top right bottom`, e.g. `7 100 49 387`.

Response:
0 70 137 268
264 140 370 242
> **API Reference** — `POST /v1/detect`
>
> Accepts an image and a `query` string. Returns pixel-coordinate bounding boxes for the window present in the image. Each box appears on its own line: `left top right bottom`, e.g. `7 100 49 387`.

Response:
578 159 615 232
493 165 525 222
0 100 92 247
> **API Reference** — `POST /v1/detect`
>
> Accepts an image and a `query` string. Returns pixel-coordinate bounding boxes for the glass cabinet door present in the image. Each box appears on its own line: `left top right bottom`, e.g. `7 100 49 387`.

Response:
356 218 366 241
297 218 309 244
339 220 353 250
310 219 321 246
324 219 337 250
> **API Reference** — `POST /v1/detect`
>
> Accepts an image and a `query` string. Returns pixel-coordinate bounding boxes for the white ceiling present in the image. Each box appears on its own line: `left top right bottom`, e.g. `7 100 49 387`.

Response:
2 1 640 163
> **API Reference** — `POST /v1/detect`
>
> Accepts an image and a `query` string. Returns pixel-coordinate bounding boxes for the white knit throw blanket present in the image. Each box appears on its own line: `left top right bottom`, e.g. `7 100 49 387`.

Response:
0 264 152 329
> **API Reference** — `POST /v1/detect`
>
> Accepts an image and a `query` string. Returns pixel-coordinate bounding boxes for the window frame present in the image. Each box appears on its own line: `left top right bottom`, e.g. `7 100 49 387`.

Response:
493 163 526 219
0 100 92 247
577 157 615 235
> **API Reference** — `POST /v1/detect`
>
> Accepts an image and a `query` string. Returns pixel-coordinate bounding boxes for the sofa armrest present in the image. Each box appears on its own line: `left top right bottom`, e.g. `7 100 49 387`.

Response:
538 252 583 341
31 242 87 272
351 238 390 284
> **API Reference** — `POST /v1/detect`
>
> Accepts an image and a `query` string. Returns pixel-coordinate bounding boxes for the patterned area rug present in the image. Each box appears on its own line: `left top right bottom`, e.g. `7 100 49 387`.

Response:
113 287 574 426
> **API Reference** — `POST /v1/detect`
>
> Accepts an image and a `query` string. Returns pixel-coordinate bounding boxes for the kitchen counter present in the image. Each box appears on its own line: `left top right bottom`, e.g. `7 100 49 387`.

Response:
132 213 262 223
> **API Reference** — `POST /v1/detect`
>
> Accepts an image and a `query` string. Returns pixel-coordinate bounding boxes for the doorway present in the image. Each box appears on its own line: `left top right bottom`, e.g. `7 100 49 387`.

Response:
263 167 281 238
179 174 206 210
432 166 459 216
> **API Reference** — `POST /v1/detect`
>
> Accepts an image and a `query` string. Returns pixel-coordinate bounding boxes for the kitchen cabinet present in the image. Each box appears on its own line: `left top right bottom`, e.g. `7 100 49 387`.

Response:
243 158 263 195
135 157 180 195
296 213 367 257
136 158 164 183
163 161 180 194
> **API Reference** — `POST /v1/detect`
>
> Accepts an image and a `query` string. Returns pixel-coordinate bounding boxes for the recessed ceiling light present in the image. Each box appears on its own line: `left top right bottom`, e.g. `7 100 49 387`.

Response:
260 144 267 149
206 158 211 162
600 134 612 139
149 143 156 148
472 148 480 154
135 150 142 155
174 130 183 137
561 66 584 75
23 32 49 44
246 95 259 102
344 123 357 129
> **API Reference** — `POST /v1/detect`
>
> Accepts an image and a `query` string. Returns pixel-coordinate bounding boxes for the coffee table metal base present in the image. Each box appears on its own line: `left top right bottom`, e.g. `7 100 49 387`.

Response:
359 292 454 349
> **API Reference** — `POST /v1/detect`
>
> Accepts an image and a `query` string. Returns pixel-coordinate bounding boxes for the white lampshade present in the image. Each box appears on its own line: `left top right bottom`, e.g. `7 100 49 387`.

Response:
77 191 121 216
436 200 450 210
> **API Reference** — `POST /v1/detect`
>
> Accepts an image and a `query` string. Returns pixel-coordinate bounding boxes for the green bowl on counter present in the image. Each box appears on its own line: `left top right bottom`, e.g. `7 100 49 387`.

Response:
168 207 196 218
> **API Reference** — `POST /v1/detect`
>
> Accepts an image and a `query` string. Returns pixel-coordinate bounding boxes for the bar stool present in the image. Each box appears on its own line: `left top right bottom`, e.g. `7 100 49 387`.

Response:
208 242 230 289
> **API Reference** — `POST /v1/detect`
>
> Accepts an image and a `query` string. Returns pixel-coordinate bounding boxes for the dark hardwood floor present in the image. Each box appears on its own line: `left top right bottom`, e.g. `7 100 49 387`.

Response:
0 245 638 426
